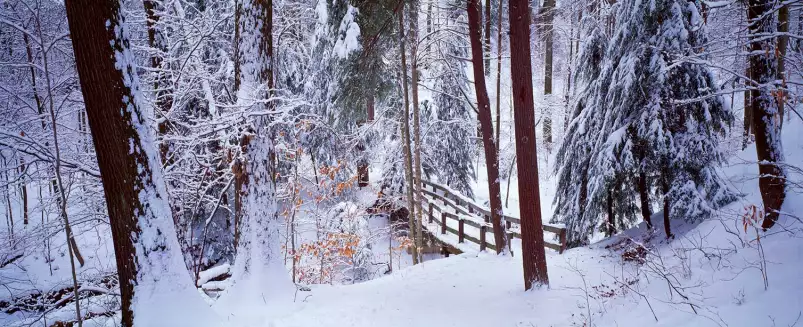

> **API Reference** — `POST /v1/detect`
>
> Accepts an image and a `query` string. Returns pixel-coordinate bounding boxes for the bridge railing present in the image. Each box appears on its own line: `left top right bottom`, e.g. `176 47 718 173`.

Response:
421 179 567 254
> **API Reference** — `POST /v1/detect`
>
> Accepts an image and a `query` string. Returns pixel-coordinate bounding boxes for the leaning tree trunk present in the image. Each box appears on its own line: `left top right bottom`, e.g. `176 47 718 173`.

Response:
398 7 419 264
747 0 786 229
508 0 548 289
65 1 211 325
409 2 424 263
468 0 508 254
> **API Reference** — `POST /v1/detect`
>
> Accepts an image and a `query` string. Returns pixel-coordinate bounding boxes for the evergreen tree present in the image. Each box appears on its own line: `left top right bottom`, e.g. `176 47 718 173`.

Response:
555 0 736 245
426 3 476 198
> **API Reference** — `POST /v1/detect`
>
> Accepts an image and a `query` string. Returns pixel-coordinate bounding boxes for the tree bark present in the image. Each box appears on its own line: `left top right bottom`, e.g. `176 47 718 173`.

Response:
18 158 28 225
743 65 753 149
747 0 786 229
508 0 548 288
542 0 555 149
469 0 508 255
662 175 672 238
606 190 614 237
494 0 504 148
638 171 652 229
65 1 198 325
409 2 424 263
143 0 174 167
484 0 492 75
777 4 788 126
233 0 242 95
398 7 419 264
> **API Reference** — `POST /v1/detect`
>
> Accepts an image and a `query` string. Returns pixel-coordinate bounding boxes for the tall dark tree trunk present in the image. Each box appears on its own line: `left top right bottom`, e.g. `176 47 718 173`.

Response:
65 1 198 325
542 0 555 149
508 0 548 288
484 0 492 75
743 66 753 148
18 158 28 225
662 173 672 239
747 0 786 229
638 171 652 229
606 190 615 237
468 0 508 255
777 4 788 126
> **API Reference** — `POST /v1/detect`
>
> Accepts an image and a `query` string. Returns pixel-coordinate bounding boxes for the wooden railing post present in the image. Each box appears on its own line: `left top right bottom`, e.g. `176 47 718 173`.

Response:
559 228 567 254
507 231 513 252
484 214 490 224
479 225 487 251
458 219 465 243
428 202 434 223
505 219 511 230
441 212 447 234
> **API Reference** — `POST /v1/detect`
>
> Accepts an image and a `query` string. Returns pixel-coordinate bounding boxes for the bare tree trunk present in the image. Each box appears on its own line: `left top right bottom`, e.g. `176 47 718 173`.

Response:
494 0 504 148
777 3 788 126
2 157 13 242
662 175 672 238
18 158 28 225
508 0 548 288
468 0 508 254
409 3 424 263
542 0 555 149
484 0 492 75
143 0 174 167
638 171 652 229
398 7 419 265
233 0 242 95
66 1 201 325
606 190 615 237
743 65 753 148
35 10 85 267
747 0 786 229
564 8 577 130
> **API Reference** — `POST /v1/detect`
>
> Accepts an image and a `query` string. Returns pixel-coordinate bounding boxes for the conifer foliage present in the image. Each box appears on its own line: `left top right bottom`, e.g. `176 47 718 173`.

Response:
555 0 737 245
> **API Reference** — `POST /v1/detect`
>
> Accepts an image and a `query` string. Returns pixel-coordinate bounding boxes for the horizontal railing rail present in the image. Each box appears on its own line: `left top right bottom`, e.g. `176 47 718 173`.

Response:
421 179 566 254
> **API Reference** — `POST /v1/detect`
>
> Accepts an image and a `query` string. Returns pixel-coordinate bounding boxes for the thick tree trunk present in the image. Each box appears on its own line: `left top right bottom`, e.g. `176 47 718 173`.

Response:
508 0 548 288
542 0 555 148
398 8 419 264
468 0 508 255
409 3 424 263
65 1 203 325
638 171 652 229
747 0 786 229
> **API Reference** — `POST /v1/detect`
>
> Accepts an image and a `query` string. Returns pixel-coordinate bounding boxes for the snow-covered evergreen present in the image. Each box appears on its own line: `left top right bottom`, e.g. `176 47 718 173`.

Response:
555 0 737 245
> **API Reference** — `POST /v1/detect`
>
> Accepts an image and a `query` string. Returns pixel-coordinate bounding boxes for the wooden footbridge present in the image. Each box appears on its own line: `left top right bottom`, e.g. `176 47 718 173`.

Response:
420 180 567 254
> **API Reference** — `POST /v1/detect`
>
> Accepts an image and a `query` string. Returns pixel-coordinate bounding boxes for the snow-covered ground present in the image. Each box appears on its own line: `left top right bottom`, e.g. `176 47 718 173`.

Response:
223 117 803 327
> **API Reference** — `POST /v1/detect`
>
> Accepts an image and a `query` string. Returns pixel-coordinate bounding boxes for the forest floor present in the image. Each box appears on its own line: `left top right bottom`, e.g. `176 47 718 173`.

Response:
2 120 802 327
227 117 803 327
